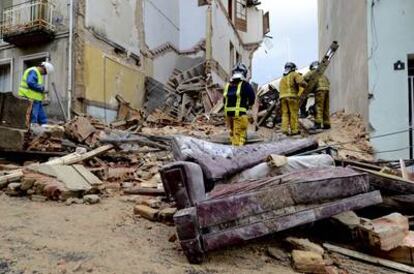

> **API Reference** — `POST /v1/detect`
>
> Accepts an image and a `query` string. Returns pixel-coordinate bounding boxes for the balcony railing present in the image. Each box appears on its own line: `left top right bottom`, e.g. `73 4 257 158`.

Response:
1 0 56 46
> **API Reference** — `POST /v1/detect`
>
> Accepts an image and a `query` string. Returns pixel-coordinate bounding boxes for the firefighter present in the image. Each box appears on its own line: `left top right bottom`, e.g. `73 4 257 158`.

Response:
224 63 256 146
18 62 54 126
279 62 307 135
306 61 331 130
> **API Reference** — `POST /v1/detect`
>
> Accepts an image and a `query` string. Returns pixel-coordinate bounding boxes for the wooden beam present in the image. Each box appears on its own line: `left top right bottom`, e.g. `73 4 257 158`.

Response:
351 166 414 194
46 145 114 166
323 243 414 274
0 170 24 188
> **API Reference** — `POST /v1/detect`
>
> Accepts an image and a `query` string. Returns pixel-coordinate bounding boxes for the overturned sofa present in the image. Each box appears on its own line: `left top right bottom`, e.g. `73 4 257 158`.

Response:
160 137 382 263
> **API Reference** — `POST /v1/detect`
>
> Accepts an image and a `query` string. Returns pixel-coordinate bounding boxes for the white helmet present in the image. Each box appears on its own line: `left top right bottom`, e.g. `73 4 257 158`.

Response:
41 61 54 74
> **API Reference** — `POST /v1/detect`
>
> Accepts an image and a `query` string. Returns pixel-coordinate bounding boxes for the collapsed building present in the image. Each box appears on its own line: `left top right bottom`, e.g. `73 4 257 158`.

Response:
0 0 270 122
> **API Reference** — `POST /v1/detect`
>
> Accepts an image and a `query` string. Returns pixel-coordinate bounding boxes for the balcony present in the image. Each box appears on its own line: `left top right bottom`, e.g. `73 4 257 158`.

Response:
1 0 56 47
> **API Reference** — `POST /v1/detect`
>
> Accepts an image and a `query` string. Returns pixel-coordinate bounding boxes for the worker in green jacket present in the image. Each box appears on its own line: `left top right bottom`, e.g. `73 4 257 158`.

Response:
305 61 331 130
18 62 54 126
279 62 307 135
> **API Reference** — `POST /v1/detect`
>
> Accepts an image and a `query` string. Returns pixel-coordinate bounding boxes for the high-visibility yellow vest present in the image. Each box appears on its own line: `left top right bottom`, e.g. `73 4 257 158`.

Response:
223 82 246 117
18 67 44 101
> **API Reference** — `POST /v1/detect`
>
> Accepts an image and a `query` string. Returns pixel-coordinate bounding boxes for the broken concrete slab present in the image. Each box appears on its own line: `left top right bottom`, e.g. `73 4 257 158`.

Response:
28 164 103 192
357 213 409 251
0 92 32 129
83 195 101 204
292 250 326 274
0 126 27 151
286 237 325 255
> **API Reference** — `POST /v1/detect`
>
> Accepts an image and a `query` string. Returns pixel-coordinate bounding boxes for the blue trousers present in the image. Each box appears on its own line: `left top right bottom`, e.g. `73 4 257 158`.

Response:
31 101 48 125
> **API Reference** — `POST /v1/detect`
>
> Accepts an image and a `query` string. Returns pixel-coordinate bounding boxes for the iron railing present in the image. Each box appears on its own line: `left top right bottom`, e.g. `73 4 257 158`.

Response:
1 0 56 37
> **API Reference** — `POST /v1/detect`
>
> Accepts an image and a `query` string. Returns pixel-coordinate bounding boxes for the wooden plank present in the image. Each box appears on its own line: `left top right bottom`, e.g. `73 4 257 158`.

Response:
197 168 369 228
201 191 382 252
73 165 103 186
323 243 414 274
352 166 414 194
0 170 24 188
46 145 114 165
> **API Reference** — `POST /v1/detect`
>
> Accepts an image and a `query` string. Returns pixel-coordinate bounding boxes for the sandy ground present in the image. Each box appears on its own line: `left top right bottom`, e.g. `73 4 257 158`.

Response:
0 194 296 274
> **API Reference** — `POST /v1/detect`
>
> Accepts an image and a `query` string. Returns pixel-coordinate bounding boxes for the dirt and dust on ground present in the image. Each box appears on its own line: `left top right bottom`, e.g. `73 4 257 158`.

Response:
0 195 296 274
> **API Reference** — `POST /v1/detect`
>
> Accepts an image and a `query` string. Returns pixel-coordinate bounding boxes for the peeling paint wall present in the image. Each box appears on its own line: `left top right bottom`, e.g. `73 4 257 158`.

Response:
75 0 150 121
83 43 145 110
85 0 140 55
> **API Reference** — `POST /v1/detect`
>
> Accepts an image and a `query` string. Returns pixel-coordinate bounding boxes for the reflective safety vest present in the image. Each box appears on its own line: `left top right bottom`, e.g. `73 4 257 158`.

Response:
18 67 44 101
223 82 246 117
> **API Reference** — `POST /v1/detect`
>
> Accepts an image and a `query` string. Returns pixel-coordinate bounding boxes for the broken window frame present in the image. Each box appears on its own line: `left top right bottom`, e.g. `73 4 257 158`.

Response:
235 0 247 32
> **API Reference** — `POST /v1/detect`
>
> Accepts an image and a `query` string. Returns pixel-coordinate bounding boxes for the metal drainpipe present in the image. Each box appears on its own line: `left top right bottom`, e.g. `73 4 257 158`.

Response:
67 0 74 120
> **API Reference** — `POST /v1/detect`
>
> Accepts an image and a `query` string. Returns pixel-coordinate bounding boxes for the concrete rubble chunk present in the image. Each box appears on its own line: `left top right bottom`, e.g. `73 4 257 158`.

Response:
159 207 178 222
357 213 409 251
6 183 22 196
65 198 84 206
20 179 36 191
134 205 159 221
286 237 325 255
83 195 101 205
141 198 162 209
292 250 327 274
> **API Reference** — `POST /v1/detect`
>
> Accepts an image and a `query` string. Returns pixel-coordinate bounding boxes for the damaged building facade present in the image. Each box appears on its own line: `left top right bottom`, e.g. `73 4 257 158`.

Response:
0 0 269 122
318 0 414 160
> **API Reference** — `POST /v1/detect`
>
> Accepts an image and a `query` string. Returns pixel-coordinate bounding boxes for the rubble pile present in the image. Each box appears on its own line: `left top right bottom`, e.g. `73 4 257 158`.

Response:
144 62 223 124
317 111 375 161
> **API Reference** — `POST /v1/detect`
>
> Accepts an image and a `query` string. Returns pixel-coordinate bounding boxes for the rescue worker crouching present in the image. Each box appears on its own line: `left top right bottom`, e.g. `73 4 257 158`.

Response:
279 62 307 136
305 61 331 130
18 61 54 126
224 63 256 146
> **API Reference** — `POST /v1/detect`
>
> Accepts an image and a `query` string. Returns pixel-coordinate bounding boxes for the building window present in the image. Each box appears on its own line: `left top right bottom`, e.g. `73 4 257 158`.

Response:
0 59 12 93
235 0 247 32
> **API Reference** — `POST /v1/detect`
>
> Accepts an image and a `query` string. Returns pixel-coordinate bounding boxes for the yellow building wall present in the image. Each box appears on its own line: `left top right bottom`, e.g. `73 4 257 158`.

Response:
84 44 145 109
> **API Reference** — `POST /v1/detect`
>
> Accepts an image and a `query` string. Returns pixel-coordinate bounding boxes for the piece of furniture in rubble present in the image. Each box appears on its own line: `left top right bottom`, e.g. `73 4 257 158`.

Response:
161 162 382 263
169 136 319 191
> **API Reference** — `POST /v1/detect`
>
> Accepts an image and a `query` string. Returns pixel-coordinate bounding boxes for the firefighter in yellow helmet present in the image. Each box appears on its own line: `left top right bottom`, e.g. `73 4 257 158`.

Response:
18 61 54 126
224 63 256 146
305 61 331 130
279 62 307 135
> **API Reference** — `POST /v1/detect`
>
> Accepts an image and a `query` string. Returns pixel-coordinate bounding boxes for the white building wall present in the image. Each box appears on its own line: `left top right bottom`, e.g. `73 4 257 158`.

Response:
368 0 414 160
211 0 250 77
85 0 140 55
240 8 264 45
144 0 180 49
179 0 206 50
